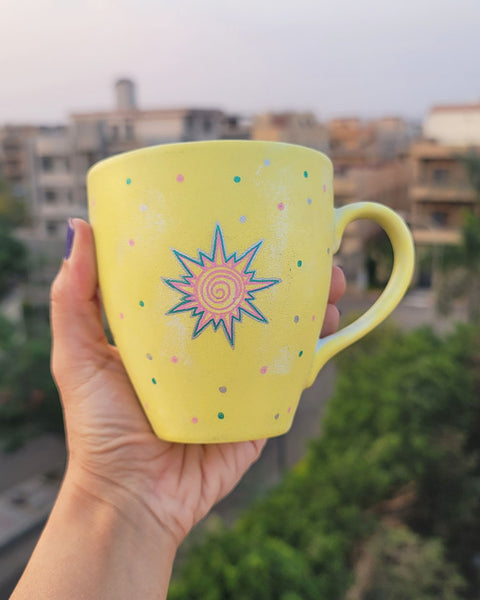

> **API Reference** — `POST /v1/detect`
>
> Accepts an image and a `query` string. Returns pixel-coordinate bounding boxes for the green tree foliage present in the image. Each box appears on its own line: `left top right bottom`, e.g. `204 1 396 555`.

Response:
0 218 27 300
0 176 27 227
0 315 62 451
169 323 480 598
365 526 465 600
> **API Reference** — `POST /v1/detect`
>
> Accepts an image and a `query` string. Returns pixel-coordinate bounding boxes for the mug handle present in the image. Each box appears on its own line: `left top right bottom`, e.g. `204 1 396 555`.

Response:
306 202 415 387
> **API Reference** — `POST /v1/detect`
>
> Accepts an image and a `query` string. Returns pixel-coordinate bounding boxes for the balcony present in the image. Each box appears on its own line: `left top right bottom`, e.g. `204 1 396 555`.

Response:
411 183 475 203
412 227 461 245
38 171 74 188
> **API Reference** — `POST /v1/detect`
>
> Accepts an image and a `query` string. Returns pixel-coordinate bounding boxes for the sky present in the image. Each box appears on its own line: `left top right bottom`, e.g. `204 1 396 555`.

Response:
1 0 479 124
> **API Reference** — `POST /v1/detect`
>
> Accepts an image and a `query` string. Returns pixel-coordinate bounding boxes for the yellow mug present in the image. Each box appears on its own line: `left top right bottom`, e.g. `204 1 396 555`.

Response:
87 141 414 443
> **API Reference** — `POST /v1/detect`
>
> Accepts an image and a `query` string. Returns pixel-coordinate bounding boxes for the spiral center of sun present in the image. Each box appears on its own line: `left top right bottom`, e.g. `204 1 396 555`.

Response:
197 266 246 314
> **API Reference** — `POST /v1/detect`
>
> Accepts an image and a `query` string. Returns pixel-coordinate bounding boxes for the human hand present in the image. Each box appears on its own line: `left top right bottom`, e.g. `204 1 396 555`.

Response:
51 219 346 547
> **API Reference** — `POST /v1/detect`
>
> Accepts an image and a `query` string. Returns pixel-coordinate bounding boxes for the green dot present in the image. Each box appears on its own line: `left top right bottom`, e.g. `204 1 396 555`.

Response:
218 411 225 420
297 260 302 267
298 350 304 357
303 171 308 178
126 178 132 185
233 176 241 183
152 377 157 384
139 300 145 307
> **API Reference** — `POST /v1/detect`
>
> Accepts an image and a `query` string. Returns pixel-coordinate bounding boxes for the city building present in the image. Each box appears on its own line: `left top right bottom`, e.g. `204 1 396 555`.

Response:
326 117 415 285
251 112 329 152
409 103 480 285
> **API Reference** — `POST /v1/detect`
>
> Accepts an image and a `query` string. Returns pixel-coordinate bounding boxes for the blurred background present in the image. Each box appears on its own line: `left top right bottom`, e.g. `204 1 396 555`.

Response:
1 0 480 597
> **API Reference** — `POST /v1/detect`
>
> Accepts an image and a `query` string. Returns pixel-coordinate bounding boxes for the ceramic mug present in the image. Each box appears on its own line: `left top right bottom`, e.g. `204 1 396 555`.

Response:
87 141 414 443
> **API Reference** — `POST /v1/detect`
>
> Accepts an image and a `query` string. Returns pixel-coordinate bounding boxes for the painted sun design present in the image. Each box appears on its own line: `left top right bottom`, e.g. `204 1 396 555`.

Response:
164 225 280 346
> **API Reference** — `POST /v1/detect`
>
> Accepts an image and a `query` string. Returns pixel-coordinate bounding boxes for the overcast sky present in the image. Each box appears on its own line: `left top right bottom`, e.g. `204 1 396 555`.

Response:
1 0 479 124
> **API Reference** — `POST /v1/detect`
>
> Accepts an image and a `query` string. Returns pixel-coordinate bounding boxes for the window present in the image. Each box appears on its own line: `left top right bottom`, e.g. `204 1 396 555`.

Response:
41 156 54 171
125 123 134 140
432 168 449 184
204 118 212 132
46 221 58 236
45 189 56 203
431 211 448 227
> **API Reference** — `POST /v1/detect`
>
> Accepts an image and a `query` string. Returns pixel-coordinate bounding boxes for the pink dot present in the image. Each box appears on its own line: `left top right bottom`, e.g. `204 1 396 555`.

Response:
145 402 150 410
120 313 124 319
278 202 285 211
176 174 184 182
287 406 292 413
129 239 135 246
191 417 198 424
323 184 327 192
260 366 268 374
312 315 316 321
171 356 178 363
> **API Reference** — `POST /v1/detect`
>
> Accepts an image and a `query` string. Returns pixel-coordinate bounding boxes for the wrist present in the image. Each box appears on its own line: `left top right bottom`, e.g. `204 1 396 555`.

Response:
63 463 179 551
13 466 178 600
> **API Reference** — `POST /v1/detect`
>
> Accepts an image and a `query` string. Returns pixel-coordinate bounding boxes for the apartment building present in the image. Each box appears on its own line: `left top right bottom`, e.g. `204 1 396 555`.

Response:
410 104 480 247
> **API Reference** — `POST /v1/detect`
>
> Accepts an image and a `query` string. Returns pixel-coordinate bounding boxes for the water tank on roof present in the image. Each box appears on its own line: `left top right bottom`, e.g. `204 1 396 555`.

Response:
115 79 136 111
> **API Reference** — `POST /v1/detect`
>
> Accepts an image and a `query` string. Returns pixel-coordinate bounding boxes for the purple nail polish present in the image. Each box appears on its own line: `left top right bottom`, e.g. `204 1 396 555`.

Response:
65 219 74 259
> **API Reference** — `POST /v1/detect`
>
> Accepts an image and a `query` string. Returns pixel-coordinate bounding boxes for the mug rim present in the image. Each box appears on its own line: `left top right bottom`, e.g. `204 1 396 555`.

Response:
87 139 332 180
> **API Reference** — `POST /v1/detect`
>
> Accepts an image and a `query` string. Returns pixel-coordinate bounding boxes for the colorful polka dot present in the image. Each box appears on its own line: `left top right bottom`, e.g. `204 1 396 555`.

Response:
219 386 227 393
152 377 157 384
126 178 132 185
323 184 327 192
260 366 268 374
233 176 241 183
139 300 145 307
171 356 178 363
239 215 247 223
274 413 280 420
218 412 225 420
191 417 198 424
297 260 303 267
303 171 308 178
129 239 135 246
176 174 184 182
327 248 330 254
312 315 316 321
120 313 124 319
264 159 270 166
287 406 292 413
298 350 304 357
294 315 299 323
140 204 148 212
146 353 153 360
278 202 285 211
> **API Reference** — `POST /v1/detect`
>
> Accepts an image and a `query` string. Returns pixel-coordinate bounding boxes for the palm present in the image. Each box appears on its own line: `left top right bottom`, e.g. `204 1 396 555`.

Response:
60 338 265 542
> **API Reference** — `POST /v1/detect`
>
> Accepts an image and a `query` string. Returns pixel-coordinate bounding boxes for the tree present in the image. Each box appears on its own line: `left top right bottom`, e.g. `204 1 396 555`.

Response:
364 526 465 600
169 322 480 598
436 151 480 321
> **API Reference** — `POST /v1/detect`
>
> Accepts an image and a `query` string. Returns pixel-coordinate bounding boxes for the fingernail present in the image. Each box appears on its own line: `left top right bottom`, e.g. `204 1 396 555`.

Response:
65 219 75 260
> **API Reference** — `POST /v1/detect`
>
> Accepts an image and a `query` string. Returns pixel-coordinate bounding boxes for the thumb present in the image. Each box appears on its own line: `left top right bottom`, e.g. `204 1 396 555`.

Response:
50 218 109 390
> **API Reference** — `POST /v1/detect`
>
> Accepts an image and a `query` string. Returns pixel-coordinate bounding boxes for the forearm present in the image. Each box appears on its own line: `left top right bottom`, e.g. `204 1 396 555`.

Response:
11 469 177 600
